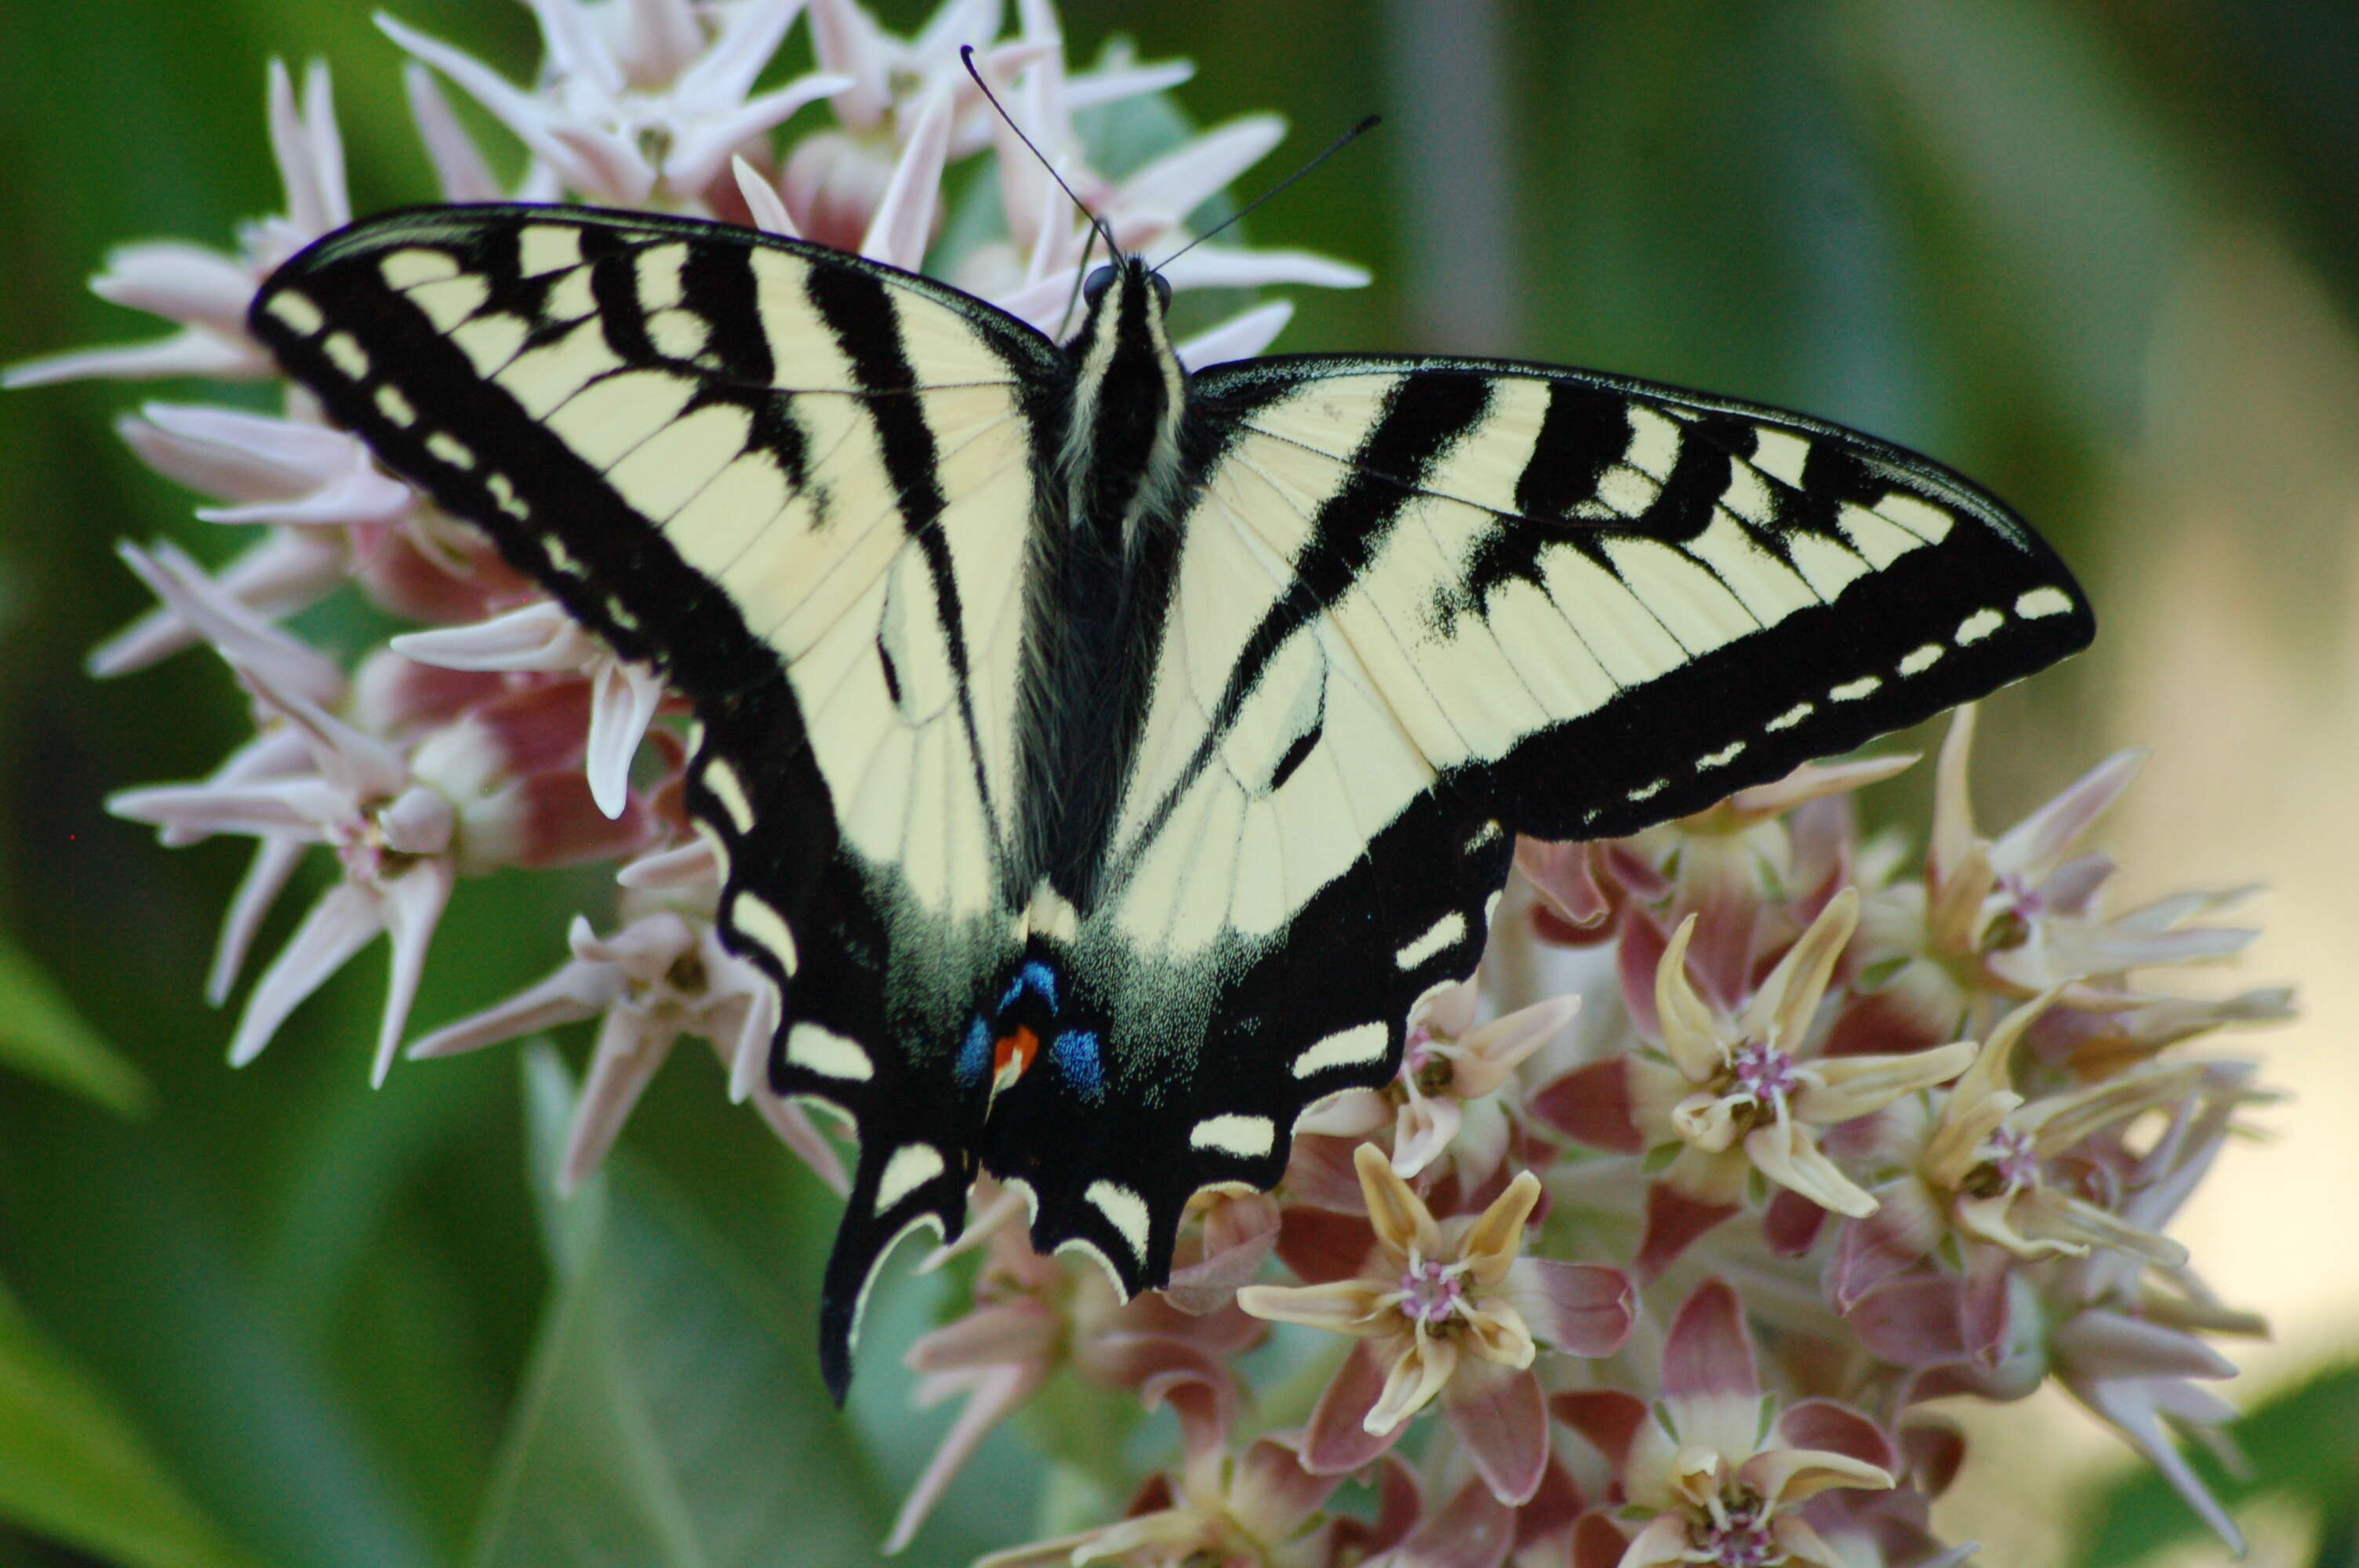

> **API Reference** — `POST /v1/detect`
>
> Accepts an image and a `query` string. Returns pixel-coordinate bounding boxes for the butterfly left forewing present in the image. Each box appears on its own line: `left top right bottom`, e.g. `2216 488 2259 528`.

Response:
253 205 1066 1393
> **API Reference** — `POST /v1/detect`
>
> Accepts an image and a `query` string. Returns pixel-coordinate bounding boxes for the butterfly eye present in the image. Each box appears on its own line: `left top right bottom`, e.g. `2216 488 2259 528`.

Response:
1149 272 1172 309
1082 265 1115 307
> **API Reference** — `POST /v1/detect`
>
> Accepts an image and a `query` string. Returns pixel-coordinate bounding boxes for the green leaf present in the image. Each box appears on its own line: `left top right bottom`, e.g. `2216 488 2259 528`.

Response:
0 932 151 1116
0 1279 260 1568
466 1049 891 1567
2077 1362 2359 1565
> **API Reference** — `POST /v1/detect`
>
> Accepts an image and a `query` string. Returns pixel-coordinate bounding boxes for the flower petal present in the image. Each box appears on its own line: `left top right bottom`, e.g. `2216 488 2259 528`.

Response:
1634 1181 1738 1279
370 856 454 1085
1452 993 1578 1096
558 1006 674 1192
1442 1359 1550 1504
1549 1388 1648 1474
1503 1258 1634 1356
1459 1170 1540 1286
1612 1512 1695 1568
1391 1095 1460 1179
585 658 665 818
404 61 503 201
1302 1341 1398 1473
1826 1180 1944 1311
1295 1087 1391 1138
1228 1435 1343 1540
207 836 308 1005
1661 1277 1758 1404
1990 746 2144 882
1235 1278 1390 1337
408 940 623 1059
1527 1058 1646 1152
856 84 951 271
732 154 801 237
1274 1202 1378 1285
1771 1399 1896 1475
227 880 382 1067
1743 887 1858 1048
1365 1332 1457 1436
1354 1141 1441 1259
885 1361 1045 1554
1743 1116 1878 1218
1388 1472 1518 1568
1768 1514 1856 1568
1175 300 1292 370
1792 1040 1976 1125
1652 915 1725 1083
1848 1278 1967 1368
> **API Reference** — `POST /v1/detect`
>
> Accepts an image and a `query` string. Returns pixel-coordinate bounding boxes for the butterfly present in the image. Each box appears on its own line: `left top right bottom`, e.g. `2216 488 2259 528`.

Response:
250 202 2092 1397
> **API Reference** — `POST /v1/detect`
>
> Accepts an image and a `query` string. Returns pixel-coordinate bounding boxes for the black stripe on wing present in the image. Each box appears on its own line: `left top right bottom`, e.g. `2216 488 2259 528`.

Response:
1187 356 2094 840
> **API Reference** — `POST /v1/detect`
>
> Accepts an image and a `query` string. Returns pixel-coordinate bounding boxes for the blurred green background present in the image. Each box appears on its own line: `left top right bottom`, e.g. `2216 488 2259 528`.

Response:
4 2 2357 1564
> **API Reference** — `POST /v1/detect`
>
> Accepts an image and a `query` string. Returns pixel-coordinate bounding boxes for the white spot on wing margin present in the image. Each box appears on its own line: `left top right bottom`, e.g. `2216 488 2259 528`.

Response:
1189 1115 1276 1158
1085 1181 1152 1262
1290 1022 1389 1078
1394 911 1467 970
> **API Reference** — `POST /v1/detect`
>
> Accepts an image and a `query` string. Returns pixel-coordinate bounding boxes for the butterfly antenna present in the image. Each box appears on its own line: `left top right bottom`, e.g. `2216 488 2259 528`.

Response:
961 44 1118 261
1054 223 1102 339
1152 114 1380 272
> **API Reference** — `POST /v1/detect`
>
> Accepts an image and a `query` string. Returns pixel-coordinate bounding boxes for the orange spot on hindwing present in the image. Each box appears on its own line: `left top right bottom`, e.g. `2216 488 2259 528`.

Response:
993 1025 1039 1087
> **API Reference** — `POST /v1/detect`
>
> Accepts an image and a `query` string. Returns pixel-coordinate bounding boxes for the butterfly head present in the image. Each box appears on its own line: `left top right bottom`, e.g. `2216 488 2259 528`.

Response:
1069 251 1178 363
1081 256 1173 314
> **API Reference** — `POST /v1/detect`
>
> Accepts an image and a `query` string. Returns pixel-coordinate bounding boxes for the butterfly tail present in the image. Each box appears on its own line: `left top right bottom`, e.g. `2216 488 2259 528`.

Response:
818 1138 974 1403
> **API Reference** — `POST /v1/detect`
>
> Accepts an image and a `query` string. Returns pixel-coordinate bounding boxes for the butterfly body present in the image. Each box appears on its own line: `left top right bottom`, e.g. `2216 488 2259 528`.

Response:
250 205 2092 1397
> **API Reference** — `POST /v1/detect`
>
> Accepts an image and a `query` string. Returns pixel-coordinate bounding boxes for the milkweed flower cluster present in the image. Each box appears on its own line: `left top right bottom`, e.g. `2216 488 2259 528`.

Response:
7 1 2290 1563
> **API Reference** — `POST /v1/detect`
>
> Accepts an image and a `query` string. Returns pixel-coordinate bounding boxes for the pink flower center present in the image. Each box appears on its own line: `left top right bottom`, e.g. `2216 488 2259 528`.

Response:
1989 1124 2041 1190
1997 869 2045 917
329 816 385 880
1400 1024 1457 1098
1396 1258 1463 1326
1695 1497 1778 1566
1730 1039 1801 1103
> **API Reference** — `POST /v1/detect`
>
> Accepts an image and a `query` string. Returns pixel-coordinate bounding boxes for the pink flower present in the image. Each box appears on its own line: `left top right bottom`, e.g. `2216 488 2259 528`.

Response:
1557 1280 1896 1568
1161 1188 1284 1316
969 1404 1361 1568
405 890 840 1196
1238 1145 1632 1504
381 0 849 208
889 1192 1265 1553
104 546 649 1081
2044 1080 2271 1553
1541 892 1974 1227
1839 707 2260 1051
1828 989 2210 1310
1296 978 1577 1187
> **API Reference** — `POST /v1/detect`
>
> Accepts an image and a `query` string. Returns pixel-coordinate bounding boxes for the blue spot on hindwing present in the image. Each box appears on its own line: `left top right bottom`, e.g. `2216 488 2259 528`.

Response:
1051 1030 1104 1102
998 960 1060 1013
956 1016 992 1087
